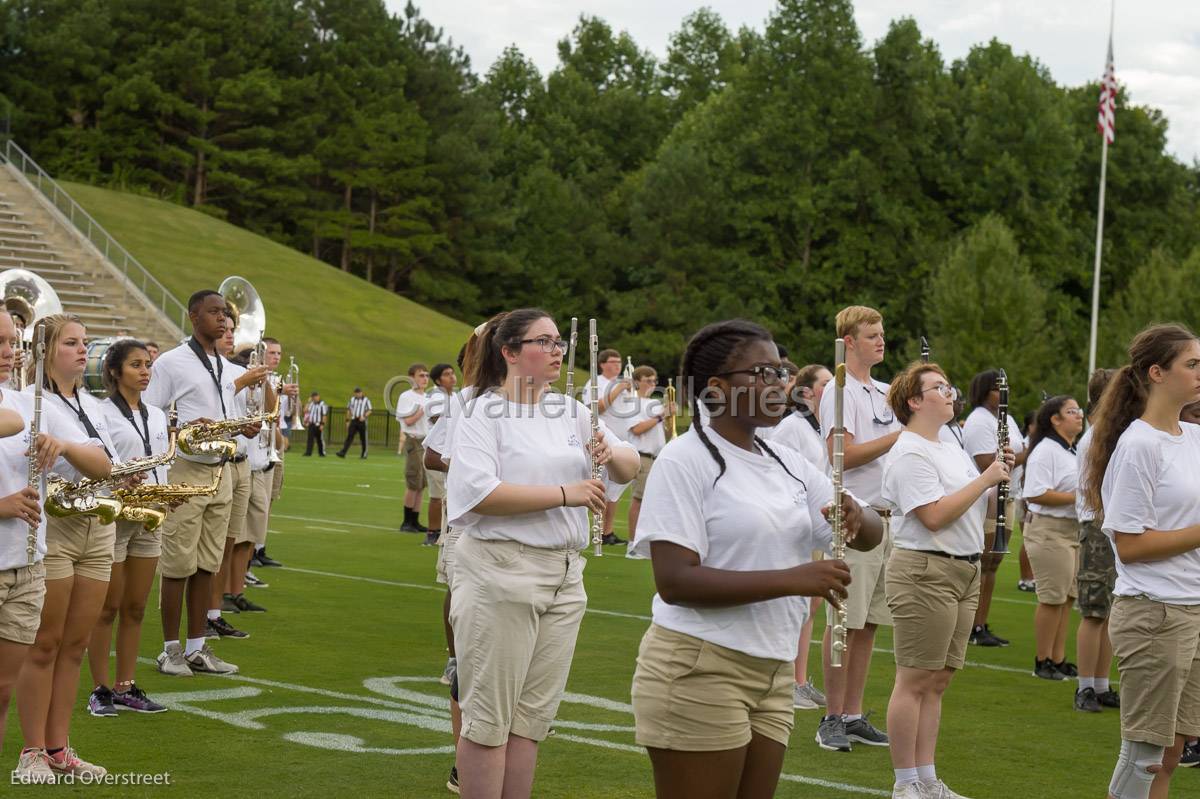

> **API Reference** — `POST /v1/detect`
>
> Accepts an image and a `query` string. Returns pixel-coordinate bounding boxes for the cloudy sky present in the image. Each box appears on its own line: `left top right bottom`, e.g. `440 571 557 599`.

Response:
397 0 1199 163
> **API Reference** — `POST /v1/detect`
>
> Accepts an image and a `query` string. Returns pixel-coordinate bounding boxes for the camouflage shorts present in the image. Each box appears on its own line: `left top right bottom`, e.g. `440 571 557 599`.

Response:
1075 520 1117 619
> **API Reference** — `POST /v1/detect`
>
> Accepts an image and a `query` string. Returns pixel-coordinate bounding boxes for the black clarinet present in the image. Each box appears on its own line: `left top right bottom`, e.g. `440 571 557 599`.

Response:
992 369 1011 554
920 336 930 364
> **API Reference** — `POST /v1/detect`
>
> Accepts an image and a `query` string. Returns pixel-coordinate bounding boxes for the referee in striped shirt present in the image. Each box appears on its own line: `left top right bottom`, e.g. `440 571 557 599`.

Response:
337 387 372 459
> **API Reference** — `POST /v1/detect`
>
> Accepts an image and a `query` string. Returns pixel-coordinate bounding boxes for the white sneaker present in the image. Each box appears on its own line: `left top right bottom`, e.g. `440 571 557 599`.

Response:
892 782 924 799
625 548 647 560
922 780 972 799
185 643 239 674
156 641 193 677
46 745 107 780
14 748 56 784
440 657 456 686
793 683 818 709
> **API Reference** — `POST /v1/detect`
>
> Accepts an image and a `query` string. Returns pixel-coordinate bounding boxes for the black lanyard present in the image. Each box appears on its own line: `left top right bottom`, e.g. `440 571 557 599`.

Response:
54 388 113 459
187 337 227 419
945 422 964 448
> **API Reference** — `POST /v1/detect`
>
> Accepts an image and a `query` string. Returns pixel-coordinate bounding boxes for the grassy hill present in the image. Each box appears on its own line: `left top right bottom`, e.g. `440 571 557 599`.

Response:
62 181 472 409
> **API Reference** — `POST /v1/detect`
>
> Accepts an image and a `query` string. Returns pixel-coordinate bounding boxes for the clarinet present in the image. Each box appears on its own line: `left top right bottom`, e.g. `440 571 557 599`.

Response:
830 338 848 668
920 336 930 364
26 325 46 566
992 369 1011 554
588 319 603 557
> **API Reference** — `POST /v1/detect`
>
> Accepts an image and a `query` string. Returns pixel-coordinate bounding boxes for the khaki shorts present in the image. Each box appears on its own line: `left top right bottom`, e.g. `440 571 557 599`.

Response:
271 459 284 502
1109 595 1200 746
226 459 252 542
886 549 981 671
0 561 45 645
113 519 161 563
827 513 893 630
631 454 655 501
404 435 426 492
237 468 272 546
1025 514 1079 605
160 459 233 579
45 515 115 582
427 469 446 501
450 535 586 747
632 623 793 750
435 526 461 587
1076 519 1117 619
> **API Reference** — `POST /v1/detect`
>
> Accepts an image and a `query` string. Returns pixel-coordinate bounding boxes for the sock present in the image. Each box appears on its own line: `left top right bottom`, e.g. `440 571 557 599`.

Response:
1097 677 1111 692
843 713 862 723
163 640 180 655
255 545 264 553
47 747 64 759
207 609 221 621
403 507 414 525
185 637 205 656
894 767 919 786
1078 676 1095 691
822 714 839 723
917 764 937 783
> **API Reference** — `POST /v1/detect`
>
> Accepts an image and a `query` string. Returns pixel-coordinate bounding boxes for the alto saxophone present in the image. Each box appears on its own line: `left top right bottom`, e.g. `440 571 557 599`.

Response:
113 466 224 531
176 391 281 460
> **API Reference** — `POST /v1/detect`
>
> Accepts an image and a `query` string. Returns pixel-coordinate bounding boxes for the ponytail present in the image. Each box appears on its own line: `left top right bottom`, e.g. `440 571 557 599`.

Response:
467 308 551 391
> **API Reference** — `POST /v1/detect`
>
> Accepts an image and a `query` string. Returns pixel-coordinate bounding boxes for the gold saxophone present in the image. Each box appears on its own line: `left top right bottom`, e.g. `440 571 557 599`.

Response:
176 392 280 460
113 466 224 532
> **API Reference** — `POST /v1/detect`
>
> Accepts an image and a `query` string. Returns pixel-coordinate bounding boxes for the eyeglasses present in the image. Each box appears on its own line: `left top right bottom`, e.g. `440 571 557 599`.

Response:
864 384 895 425
716 365 792 385
518 337 568 353
1061 408 1084 417
921 384 959 401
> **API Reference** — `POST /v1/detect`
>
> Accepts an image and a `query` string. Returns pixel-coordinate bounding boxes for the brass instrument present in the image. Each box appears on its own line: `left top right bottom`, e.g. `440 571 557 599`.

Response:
588 318 603 558
286 356 301 429
219 276 266 353
993 369 1011 554
830 338 849 668
664 379 677 442
25 325 45 565
176 393 281 462
623 356 636 397
265 372 284 463
0 269 62 391
114 467 223 532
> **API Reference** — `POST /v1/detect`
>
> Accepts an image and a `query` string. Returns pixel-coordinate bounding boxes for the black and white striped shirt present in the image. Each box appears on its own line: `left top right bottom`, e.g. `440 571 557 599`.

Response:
348 395 372 421
304 400 328 426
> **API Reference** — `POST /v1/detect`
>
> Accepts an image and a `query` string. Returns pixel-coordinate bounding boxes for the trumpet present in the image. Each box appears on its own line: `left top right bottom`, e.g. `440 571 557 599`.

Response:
286 357 301 429
623 356 636 397
664 379 677 442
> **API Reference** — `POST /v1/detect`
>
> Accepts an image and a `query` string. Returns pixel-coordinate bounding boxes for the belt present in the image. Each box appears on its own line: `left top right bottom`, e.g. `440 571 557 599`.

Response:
914 549 981 564
870 507 893 518
637 452 657 459
231 454 248 464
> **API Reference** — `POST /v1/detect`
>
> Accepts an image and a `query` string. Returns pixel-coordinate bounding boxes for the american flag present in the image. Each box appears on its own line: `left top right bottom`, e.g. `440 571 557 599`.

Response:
1097 37 1117 144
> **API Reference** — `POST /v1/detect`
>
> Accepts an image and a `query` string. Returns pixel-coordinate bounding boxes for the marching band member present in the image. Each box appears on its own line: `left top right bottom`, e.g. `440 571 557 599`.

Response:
1023 394 1085 681
253 336 286 571
581 347 635 545
630 319 880 799
15 313 115 780
397 363 431 533
625 365 669 549
447 308 638 799
816 306 899 752
882 361 1012 799
423 363 457 545
86 340 170 717
1085 324 1200 799
225 345 272 615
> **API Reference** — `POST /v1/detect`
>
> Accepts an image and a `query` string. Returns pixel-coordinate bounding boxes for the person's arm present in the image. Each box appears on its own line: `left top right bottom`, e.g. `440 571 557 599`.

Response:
1024 490 1075 507
596 379 629 415
1113 527 1200 564
474 480 605 516
0 408 24 438
424 447 448 473
828 429 900 470
234 365 271 393
911 457 1011 532
593 426 639 483
34 434 111 479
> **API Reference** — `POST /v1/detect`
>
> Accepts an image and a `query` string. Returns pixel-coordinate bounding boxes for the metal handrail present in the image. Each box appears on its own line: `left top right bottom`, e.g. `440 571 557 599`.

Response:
0 140 189 332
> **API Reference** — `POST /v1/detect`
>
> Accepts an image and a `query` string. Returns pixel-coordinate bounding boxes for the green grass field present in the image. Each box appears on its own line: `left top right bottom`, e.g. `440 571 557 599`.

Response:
2 447 1138 798
61 181 472 406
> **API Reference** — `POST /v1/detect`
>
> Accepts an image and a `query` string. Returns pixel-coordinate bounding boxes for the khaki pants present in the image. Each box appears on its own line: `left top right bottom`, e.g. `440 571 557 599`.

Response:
404 435 426 492
160 459 233 578
1025 514 1080 605
45 515 115 582
237 468 272 546
827 512 893 629
450 535 586 746
113 519 161 562
0 561 45 645
226 459 252 542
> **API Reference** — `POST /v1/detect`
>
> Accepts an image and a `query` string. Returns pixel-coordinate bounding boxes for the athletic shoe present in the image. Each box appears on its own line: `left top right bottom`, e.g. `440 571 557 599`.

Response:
1180 740 1200 767
1017 579 1037 593
815 715 852 752
922 780 973 799
1055 660 1079 678
1033 658 1065 681
233 593 267 613
447 765 460 794
335 451 346 458
221 593 241 613
113 684 168 714
360 453 368 459
602 533 626 546
1074 687 1102 713
793 681 826 710
892 784 924 799
625 548 648 560
250 550 265 567
423 532 438 547
844 713 889 747
156 642 193 677
204 623 220 639
1097 689 1120 708
968 625 1004 647
440 657 457 687
400 521 422 533
984 625 1009 646
47 746 107 780
14 747 56 783
185 643 240 675
207 616 250 639
257 548 283 567
245 570 268 588
86 685 118 717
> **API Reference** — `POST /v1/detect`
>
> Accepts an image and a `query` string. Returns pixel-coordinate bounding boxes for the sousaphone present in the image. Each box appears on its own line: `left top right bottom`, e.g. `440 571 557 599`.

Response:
0 269 63 389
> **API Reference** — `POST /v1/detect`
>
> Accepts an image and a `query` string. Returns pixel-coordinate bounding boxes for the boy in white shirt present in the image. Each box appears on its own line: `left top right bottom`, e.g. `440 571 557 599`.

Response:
625 366 672 553
396 363 431 533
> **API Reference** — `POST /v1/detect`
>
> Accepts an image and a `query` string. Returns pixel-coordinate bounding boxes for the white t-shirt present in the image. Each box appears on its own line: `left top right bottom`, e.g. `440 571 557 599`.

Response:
1102 419 1200 603
100 398 169 484
582 374 637 442
0 389 92 570
447 391 635 549
882 431 986 556
28 385 118 481
425 386 479 465
143 342 239 464
962 406 1026 499
425 388 455 425
629 427 835 661
939 422 965 449
1024 436 1078 519
1076 427 1097 522
226 362 250 457
396 388 430 437
627 396 667 457
764 411 827 471
818 372 900 507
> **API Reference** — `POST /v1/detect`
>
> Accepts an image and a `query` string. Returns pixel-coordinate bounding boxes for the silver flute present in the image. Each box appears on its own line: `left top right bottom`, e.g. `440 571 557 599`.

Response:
588 318 603 558
26 325 45 566
829 338 848 668
565 318 579 400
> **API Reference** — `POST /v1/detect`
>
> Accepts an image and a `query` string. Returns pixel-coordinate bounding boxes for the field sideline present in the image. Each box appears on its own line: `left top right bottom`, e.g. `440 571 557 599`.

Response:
3 448 1138 797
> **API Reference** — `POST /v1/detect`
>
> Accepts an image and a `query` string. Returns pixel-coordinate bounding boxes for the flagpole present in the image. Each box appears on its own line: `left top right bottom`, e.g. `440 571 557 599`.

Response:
1087 0 1116 380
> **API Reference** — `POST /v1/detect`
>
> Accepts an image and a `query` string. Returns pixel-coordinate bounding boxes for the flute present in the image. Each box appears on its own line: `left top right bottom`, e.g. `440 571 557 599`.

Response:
588 319 603 557
830 338 848 667
993 369 1011 554
26 325 45 566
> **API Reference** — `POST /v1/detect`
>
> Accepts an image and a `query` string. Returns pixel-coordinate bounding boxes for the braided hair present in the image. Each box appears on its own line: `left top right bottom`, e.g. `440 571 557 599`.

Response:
680 320 805 487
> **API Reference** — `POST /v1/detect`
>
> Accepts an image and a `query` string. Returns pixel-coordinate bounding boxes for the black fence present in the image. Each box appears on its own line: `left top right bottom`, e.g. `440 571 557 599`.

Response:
287 407 404 451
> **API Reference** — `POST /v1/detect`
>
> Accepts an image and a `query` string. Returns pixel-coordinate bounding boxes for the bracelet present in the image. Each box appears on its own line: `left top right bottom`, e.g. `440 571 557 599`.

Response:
560 486 567 507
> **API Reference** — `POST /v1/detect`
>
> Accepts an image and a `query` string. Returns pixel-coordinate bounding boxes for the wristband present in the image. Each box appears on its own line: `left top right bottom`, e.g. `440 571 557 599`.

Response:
560 486 567 507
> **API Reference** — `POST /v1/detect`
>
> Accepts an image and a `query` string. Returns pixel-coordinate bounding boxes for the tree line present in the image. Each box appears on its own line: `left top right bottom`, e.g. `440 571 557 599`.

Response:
1 0 1197 412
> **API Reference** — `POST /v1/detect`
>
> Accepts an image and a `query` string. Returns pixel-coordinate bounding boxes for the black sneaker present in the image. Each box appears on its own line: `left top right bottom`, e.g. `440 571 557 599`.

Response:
843 712 889 747
1097 689 1120 708
257 549 283 567
208 617 250 639
422 532 439 547
984 625 1010 646
447 765 460 794
233 593 267 613
1074 687 1102 713
602 533 626 546
112 684 168 714
87 686 118 717
400 521 422 533
250 550 265 568
1033 658 1065 681
969 625 1004 647
221 593 241 613
335 451 346 458
1181 740 1200 768
815 715 852 752
1055 660 1079 678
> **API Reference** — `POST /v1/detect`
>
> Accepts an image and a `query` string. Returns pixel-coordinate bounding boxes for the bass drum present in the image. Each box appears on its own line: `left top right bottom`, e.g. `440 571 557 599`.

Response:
83 337 117 396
